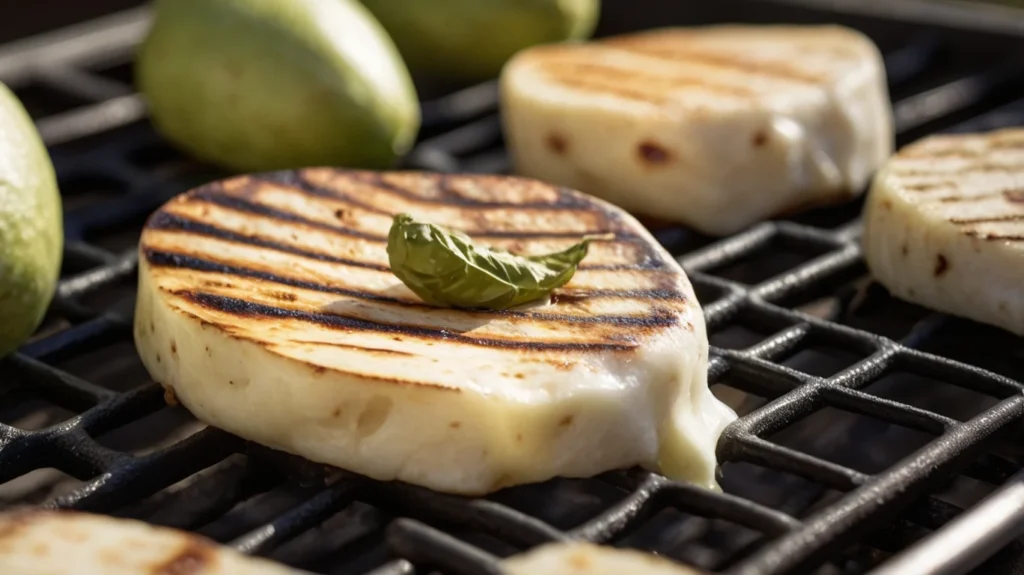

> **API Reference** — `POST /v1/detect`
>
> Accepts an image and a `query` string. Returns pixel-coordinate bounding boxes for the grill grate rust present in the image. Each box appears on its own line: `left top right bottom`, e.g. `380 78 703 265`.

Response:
2 2 1024 575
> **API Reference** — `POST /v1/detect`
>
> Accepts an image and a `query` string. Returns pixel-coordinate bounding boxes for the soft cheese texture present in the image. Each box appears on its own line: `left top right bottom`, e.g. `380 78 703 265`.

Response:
863 128 1024 335
0 509 302 575
503 542 705 574
500 25 894 236
134 169 736 495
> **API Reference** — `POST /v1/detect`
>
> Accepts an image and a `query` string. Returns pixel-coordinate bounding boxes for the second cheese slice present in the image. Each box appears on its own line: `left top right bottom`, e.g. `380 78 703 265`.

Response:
863 128 1024 335
134 169 736 495
500 25 894 236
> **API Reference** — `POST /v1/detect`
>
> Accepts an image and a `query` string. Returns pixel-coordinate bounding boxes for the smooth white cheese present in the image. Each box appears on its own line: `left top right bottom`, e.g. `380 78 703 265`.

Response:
863 128 1024 335
500 25 894 236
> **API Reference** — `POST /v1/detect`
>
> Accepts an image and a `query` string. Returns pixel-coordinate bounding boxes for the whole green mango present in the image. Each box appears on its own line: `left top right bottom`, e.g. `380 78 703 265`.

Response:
0 83 63 358
136 0 421 172
360 0 601 80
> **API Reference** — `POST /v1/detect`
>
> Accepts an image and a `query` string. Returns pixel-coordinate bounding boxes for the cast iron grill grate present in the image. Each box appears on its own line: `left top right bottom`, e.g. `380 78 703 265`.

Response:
2 2 1024 574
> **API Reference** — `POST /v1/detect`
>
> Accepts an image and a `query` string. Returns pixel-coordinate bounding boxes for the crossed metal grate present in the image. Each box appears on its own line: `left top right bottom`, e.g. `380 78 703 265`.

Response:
2 3 1024 575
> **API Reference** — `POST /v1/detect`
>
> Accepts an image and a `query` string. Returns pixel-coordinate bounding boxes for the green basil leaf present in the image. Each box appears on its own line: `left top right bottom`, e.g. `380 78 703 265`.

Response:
386 213 599 310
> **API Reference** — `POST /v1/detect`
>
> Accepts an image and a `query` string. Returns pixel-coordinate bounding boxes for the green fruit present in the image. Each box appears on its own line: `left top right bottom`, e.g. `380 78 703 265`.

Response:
136 0 421 172
360 0 601 80
0 83 63 358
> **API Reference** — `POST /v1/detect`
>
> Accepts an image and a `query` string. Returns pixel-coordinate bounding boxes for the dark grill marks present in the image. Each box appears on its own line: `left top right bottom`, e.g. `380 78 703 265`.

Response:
937 192 1003 203
152 208 662 272
191 187 386 241
895 162 1017 178
188 186 624 241
353 170 620 214
902 181 959 192
962 229 1019 240
541 60 758 102
252 171 390 215
148 211 390 272
177 290 642 352
605 41 825 84
949 214 1024 225
288 339 418 357
143 249 685 325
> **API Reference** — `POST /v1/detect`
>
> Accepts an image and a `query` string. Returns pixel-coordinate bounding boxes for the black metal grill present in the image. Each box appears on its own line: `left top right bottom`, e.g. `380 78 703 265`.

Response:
3 1 1024 574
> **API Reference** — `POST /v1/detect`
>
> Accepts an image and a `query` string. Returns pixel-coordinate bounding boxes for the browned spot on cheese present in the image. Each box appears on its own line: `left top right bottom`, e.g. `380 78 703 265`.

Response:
449 421 461 429
0 508 45 541
549 292 588 306
275 291 297 302
901 243 909 257
170 340 177 355
638 141 671 165
568 549 591 569
164 386 178 406
333 406 343 418
934 254 949 277
516 433 523 442
560 415 574 427
882 199 893 211
514 373 525 379
313 366 326 375
334 208 347 220
752 131 769 147
1004 189 1024 203
156 353 162 364
546 133 568 155
153 539 215 575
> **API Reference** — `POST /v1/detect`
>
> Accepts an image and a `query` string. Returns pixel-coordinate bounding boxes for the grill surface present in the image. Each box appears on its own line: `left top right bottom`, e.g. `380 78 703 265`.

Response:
2 1 1024 574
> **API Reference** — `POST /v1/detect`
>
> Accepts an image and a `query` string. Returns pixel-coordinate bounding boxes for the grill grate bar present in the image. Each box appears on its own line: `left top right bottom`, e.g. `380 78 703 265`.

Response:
728 393 1024 575
230 481 363 554
817 386 955 434
387 518 503 575
727 436 868 491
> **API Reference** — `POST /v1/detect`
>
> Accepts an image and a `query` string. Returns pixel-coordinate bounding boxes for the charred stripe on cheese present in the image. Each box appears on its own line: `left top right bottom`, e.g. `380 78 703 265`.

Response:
186 187 626 241
538 60 761 103
144 250 685 323
148 211 666 272
598 41 823 84
174 290 646 352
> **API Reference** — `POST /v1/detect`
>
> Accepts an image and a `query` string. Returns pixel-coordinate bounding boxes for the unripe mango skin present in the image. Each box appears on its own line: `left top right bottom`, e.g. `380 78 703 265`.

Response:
0 83 63 358
137 0 421 173
360 0 601 80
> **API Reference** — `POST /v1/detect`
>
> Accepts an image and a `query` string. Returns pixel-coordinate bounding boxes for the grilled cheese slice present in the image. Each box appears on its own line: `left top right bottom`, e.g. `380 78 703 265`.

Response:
134 169 736 495
0 509 303 574
863 128 1024 335
503 542 705 574
500 25 894 236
